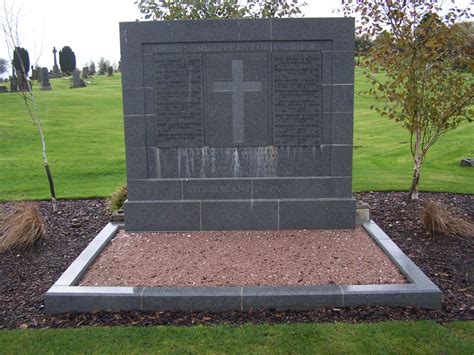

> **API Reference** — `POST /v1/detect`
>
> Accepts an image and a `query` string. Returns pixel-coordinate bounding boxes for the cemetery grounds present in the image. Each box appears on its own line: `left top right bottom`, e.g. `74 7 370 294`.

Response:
0 71 472 353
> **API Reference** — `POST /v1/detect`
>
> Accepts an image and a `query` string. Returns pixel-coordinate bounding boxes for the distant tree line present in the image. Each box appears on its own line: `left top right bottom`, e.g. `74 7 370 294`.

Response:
59 46 76 75
0 57 8 74
355 35 373 65
11 47 30 90
134 0 307 20
97 57 109 75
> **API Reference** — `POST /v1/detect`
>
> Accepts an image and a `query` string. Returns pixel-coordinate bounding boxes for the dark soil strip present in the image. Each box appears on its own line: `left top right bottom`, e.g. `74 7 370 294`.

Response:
0 193 472 329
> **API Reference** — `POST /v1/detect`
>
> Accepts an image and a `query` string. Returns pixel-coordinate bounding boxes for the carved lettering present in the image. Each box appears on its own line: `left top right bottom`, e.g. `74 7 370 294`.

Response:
188 184 250 194
155 55 204 146
272 53 321 145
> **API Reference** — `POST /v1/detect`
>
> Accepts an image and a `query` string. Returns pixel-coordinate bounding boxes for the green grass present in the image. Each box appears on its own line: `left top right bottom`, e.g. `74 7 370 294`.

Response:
0 75 125 201
0 68 473 201
352 68 473 193
0 321 472 354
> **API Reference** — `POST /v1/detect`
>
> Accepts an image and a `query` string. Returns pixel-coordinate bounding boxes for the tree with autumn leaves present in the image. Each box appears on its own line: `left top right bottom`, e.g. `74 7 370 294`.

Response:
342 1 473 200
134 0 306 20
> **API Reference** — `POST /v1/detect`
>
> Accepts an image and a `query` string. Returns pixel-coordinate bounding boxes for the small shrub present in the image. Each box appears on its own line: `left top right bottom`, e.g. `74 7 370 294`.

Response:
0 202 44 252
107 184 127 213
421 201 474 238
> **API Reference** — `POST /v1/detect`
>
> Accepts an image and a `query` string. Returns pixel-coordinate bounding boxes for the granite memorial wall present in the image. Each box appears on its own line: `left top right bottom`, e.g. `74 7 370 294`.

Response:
120 18 356 231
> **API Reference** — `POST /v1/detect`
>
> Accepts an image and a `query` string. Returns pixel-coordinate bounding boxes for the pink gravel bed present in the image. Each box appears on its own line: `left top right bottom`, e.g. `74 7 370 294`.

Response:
80 226 406 287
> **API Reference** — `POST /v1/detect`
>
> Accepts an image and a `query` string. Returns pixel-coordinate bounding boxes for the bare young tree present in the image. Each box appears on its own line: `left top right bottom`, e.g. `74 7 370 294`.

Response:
1 0 57 211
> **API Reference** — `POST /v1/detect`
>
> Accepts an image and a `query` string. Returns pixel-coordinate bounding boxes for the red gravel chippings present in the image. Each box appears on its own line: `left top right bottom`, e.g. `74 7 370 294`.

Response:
80 227 406 287
0 192 472 329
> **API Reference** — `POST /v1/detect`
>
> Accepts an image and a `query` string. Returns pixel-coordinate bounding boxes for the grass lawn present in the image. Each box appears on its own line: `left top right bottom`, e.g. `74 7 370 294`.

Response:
353 68 473 193
0 321 472 354
0 68 472 201
1 72 472 351
0 75 125 201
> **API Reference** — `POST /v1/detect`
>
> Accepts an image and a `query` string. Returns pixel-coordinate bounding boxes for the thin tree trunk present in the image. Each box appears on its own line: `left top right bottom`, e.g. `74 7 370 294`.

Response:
44 163 57 212
21 75 58 212
408 156 422 201
408 129 423 201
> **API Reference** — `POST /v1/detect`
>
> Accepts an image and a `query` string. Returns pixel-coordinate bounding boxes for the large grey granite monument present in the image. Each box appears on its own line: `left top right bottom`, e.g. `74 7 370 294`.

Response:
120 18 356 231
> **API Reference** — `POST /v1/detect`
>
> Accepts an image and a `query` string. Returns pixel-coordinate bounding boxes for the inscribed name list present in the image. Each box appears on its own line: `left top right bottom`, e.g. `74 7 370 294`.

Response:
154 51 322 147
272 52 321 145
155 54 204 146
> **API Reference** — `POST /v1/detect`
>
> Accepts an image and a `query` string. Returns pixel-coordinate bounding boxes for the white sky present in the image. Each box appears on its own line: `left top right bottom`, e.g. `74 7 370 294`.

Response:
0 0 340 77
0 0 471 78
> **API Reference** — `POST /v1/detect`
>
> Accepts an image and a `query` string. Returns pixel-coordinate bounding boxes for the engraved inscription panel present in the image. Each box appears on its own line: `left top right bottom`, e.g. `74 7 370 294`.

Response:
272 52 321 145
155 54 204 146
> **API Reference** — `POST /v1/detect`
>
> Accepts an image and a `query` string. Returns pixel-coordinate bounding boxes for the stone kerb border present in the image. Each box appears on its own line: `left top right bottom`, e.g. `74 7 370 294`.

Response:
44 222 441 314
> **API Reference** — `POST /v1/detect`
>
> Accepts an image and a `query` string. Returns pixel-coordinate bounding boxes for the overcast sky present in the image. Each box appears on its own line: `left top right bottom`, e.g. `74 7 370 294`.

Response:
0 0 341 77
0 0 471 78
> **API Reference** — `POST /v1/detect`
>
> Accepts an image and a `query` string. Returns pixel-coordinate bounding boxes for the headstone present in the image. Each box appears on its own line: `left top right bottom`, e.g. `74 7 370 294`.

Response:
37 67 42 83
18 73 29 92
52 47 61 78
460 158 474 167
71 69 86 88
40 67 52 91
0 86 7 93
30 65 38 81
82 67 89 79
120 19 356 231
10 73 18 92
107 66 114 76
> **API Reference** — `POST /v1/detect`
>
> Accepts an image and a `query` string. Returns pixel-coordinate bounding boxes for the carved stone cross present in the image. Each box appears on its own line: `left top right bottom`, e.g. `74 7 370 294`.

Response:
211 59 262 144
52 47 58 66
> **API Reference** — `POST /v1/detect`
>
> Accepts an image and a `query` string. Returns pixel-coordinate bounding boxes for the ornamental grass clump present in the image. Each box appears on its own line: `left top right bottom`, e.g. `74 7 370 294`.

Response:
0 202 45 252
107 184 127 213
421 201 474 238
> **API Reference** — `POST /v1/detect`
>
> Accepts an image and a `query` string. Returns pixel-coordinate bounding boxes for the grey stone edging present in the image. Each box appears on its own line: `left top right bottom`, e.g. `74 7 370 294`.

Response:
44 221 441 314
52 223 121 287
